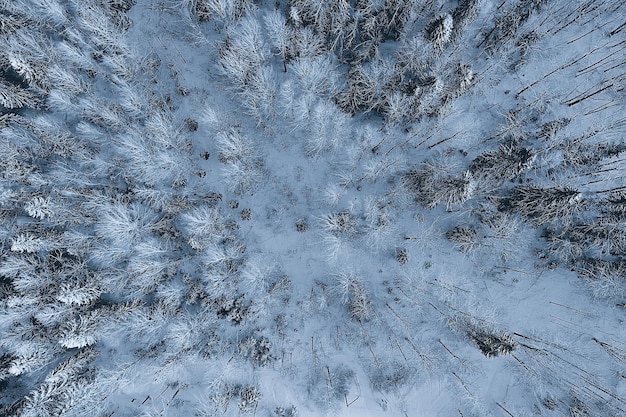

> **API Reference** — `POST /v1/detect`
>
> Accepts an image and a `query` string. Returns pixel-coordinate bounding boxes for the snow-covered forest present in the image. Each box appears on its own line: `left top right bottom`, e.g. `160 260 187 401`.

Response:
1 0 625 416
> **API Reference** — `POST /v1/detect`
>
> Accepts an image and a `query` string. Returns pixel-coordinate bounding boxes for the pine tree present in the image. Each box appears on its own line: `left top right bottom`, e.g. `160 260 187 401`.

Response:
451 0 480 38
264 9 294 67
5 342 53 378
383 90 410 125
58 311 102 349
292 26 326 58
466 326 516 357
499 185 582 226
4 29 54 93
55 277 101 306
219 12 270 88
333 272 372 321
242 65 277 124
425 13 453 52
446 225 481 253
470 143 534 185
0 79 38 109
10 234 49 254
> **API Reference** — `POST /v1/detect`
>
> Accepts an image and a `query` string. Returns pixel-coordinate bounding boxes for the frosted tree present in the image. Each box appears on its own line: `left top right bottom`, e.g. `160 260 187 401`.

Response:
499 185 583 226
576 259 626 301
292 26 326 58
43 347 99 386
337 58 395 115
195 0 252 28
333 273 373 321
93 201 157 246
179 205 226 250
219 13 270 88
24 193 83 226
0 255 38 287
290 54 339 98
242 65 277 124
395 35 433 78
0 9 26 34
216 126 265 194
10 234 50 254
193 0 211 21
425 13 453 52
74 1 129 53
0 79 38 110
2 29 53 93
127 240 178 296
55 277 102 307
403 166 476 210
363 195 397 253
470 143 535 185
264 9 294 69
12 347 103 417
466 326 516 357
451 0 480 38
80 97 129 132
58 311 103 349
383 90 411 124
100 0 137 28
4 342 53 379
446 225 481 253
303 99 348 157
45 64 89 101
411 75 447 118
238 385 262 412
453 62 474 96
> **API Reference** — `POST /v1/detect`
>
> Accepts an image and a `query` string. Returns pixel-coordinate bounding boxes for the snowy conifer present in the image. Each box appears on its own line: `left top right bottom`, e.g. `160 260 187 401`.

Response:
219 13 270 87
333 272 372 321
243 65 277 123
383 90 411 125
0 79 37 109
425 13 453 51
264 9 294 66
4 30 53 92
10 234 49 254
466 326 516 357
59 311 102 349
44 347 99 386
470 143 534 185
55 278 101 306
6 343 52 377
499 185 582 226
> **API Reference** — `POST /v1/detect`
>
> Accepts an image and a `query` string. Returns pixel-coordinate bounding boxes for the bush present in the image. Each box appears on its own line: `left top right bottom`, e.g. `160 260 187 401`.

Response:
238 336 272 365
369 359 414 393
321 211 357 236
394 247 408 264
238 385 261 412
